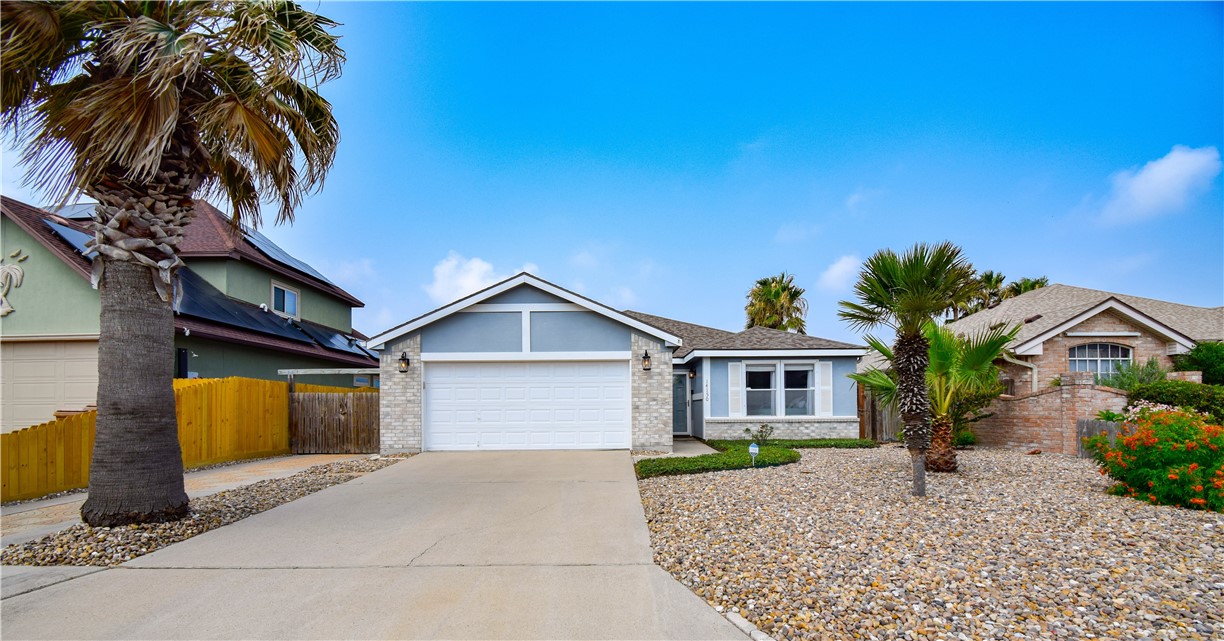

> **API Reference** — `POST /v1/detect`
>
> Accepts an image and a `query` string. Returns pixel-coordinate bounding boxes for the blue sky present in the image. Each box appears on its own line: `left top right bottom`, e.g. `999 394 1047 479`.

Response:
3 2 1222 343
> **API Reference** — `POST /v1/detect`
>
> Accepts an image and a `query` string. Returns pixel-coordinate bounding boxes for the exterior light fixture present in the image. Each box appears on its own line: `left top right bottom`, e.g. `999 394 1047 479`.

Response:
688 369 696 380
398 352 410 373
641 350 652 371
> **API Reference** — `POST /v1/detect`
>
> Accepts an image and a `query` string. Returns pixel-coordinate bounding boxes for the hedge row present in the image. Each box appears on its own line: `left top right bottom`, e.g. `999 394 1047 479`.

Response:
634 438 876 479
1129 381 1224 424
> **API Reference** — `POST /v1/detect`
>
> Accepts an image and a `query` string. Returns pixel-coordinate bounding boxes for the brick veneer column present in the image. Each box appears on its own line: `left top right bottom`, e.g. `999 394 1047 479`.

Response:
631 332 672 451
379 333 422 453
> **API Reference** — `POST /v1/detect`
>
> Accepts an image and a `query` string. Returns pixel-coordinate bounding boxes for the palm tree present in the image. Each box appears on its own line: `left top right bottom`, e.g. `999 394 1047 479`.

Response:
853 322 1019 472
745 272 808 334
1003 276 1049 299
2 1 343 526
838 242 977 496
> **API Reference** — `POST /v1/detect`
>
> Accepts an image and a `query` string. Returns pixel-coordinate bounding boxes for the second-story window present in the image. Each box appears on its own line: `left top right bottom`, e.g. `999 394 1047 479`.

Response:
272 282 299 318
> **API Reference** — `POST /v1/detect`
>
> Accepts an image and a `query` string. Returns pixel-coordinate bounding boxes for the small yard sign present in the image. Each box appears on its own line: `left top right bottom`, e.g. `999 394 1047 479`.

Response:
748 442 759 466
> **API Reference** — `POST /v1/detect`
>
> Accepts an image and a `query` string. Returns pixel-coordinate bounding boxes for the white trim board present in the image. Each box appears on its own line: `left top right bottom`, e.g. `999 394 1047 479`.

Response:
676 348 865 364
367 273 682 350
419 351 632 362
1012 298 1196 356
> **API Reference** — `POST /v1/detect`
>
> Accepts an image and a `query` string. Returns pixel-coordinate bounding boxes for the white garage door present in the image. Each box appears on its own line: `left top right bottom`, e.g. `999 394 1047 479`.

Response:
0 341 99 432
424 361 630 450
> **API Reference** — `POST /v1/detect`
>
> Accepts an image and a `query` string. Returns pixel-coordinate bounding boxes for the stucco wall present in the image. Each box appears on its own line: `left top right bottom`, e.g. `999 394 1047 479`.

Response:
531 311 630 351
175 335 359 387
420 312 521 352
200 258 353 332
0 217 100 338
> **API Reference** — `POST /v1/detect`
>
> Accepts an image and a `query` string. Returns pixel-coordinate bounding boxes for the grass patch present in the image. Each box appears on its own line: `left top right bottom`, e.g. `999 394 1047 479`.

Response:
707 438 878 450
636 444 800 479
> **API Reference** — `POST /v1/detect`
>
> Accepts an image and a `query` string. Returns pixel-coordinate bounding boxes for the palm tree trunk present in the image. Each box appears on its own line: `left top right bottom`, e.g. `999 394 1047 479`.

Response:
81 258 188 527
926 414 958 473
893 331 931 497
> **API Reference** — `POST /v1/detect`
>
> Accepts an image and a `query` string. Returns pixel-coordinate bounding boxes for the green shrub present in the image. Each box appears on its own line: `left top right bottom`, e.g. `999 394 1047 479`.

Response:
1096 358 1168 390
1083 408 1224 512
1129 380 1224 423
635 444 799 479
953 430 977 447
1173 342 1224 386
742 423 775 446
1096 409 1126 422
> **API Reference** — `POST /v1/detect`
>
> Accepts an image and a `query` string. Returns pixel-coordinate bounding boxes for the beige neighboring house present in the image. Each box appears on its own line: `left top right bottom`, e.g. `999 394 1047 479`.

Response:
948 284 1223 454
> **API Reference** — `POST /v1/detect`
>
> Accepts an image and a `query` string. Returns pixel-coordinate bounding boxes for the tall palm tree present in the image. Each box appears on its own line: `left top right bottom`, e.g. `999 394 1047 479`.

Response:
745 272 808 334
2 1 343 526
1003 276 1049 299
838 242 977 496
852 322 1019 472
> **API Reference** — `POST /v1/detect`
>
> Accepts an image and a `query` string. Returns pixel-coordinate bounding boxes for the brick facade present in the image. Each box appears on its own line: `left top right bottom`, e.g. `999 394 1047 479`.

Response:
379 333 422 453
1001 310 1174 393
631 332 674 451
704 418 858 440
974 371 1127 455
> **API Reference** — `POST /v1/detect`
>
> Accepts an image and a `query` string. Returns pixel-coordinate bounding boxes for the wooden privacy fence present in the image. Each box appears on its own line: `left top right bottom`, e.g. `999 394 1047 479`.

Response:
290 392 380 454
1076 419 1121 458
3 378 288 502
859 387 902 442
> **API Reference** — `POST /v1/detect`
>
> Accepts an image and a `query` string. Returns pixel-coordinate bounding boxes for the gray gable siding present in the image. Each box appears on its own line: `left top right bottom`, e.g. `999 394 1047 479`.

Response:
530 311 630 352
420 312 521 352
484 285 569 305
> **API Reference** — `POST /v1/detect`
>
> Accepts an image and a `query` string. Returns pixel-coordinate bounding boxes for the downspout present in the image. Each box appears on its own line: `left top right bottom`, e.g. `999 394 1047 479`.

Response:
1002 352 1038 395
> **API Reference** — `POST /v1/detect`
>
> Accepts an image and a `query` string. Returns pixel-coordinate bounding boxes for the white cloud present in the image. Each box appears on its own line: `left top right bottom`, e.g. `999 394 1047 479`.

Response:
423 251 537 304
816 254 861 292
1099 145 1221 224
570 250 599 269
613 286 638 307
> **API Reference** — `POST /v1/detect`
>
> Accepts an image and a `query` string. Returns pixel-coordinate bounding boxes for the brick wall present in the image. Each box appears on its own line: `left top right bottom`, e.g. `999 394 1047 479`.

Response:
1007 310 1174 390
1167 371 1203 383
974 371 1127 455
379 333 422 453
631 332 673 451
704 418 859 440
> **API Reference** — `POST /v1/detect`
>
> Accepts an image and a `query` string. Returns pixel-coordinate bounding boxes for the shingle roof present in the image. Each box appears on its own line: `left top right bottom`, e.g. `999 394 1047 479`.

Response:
622 310 864 358
621 311 736 358
1 195 375 367
949 284 1224 345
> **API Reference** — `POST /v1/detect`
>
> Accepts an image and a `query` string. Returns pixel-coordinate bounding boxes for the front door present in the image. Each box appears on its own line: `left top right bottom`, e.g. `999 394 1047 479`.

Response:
672 374 689 435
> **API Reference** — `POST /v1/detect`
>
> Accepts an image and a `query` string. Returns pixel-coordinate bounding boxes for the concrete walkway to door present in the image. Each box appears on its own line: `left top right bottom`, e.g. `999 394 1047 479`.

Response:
1 451 746 640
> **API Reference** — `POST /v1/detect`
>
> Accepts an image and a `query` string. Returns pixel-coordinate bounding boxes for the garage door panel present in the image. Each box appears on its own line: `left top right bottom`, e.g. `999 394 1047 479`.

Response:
424 361 630 450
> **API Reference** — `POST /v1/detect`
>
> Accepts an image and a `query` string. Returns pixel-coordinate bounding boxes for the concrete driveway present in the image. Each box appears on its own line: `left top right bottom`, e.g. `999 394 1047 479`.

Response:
1 451 745 640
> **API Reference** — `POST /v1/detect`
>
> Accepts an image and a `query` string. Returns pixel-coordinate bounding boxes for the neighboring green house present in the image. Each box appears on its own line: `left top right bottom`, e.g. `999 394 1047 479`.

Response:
1 196 377 432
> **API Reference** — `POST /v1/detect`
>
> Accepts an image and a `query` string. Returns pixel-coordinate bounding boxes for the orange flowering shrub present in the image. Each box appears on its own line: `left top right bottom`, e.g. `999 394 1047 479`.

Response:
1084 408 1224 512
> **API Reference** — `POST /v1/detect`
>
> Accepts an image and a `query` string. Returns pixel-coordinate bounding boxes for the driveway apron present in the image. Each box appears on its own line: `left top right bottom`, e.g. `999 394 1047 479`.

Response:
1 451 745 640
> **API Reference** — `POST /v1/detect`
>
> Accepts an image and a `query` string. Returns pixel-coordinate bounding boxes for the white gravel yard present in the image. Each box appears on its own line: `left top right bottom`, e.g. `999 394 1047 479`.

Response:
639 446 1224 641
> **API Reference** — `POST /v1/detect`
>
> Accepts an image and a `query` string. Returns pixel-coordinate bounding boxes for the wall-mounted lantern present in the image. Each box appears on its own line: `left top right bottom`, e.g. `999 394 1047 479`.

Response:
688 369 696 380
398 352 410 373
641 350 652 371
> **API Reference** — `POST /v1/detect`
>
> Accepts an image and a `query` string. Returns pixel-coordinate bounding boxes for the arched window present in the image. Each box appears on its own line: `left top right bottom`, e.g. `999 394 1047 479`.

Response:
1068 343 1132 377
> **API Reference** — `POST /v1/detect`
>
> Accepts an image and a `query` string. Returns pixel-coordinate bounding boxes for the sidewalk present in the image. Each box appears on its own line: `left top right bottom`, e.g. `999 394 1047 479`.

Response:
1 454 360 548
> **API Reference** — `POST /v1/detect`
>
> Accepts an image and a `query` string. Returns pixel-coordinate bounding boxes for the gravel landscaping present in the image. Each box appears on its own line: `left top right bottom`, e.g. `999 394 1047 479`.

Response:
640 446 1224 641
1 455 409 567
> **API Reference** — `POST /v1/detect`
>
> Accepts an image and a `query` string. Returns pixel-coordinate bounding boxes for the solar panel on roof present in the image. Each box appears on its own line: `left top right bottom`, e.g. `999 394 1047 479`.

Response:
48 203 97 220
175 269 314 344
294 321 373 357
242 227 334 285
43 219 94 258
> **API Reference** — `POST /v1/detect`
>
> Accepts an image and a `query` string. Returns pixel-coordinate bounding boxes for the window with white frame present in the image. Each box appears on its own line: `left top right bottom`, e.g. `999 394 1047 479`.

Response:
272 281 299 318
745 365 776 416
1068 343 1131 376
742 362 817 417
784 364 815 416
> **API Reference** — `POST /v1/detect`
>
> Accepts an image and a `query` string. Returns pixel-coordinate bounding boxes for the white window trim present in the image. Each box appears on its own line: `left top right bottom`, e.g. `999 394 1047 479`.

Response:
737 360 828 419
271 280 300 319
1067 343 1133 376
419 351 631 362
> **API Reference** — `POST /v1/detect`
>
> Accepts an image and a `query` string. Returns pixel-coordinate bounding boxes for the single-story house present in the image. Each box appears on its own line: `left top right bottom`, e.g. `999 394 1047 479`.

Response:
367 273 865 452
947 283 1223 454
949 283 1222 394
